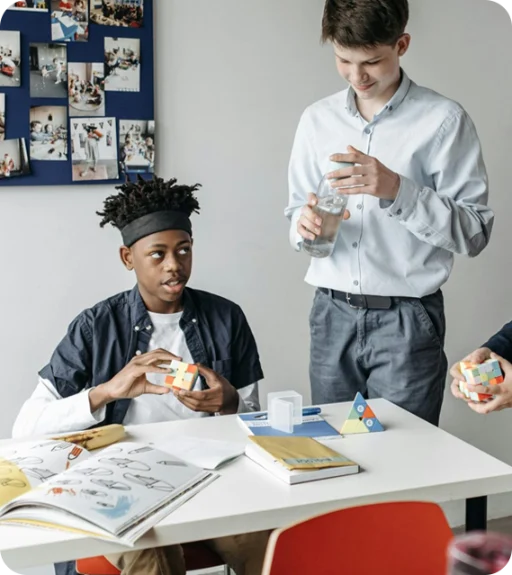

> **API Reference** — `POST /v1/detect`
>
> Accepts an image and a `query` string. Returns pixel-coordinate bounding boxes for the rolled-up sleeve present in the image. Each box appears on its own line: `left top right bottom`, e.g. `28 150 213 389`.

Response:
386 108 494 257
13 311 106 438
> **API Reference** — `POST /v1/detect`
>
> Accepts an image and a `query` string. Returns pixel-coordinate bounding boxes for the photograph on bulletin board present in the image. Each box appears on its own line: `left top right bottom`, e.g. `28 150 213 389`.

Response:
8 1 48 12
0 139 30 179
68 62 105 117
0 0 154 186
30 105 68 161
119 119 154 177
71 117 118 182
29 42 68 98
104 37 140 92
0 31 21 87
0 95 5 140
51 0 89 42
90 0 143 28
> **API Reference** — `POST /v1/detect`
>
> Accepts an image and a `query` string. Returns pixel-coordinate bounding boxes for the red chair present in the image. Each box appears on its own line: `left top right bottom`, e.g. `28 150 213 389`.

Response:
262 501 453 575
76 542 230 574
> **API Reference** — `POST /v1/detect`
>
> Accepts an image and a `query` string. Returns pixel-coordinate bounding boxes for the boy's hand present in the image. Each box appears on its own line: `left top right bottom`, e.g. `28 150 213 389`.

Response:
465 353 512 414
89 349 180 411
173 364 239 414
449 347 492 401
297 192 350 242
328 146 400 201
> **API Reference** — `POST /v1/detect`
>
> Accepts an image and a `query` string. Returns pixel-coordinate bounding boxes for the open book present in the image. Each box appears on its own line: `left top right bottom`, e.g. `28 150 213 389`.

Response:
0 438 217 546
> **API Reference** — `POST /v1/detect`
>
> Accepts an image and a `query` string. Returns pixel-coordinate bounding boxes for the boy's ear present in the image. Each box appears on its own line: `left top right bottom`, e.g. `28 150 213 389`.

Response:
397 34 411 57
120 245 134 271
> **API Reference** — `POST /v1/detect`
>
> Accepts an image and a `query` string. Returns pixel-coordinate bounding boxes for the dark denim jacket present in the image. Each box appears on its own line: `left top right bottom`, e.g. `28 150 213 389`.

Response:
41 285 264 427
484 320 512 363
50 285 263 575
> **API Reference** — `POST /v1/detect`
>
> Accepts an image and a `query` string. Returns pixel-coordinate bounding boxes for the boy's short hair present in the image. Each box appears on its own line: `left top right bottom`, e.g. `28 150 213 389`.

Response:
30 120 41 130
97 175 200 232
321 0 409 48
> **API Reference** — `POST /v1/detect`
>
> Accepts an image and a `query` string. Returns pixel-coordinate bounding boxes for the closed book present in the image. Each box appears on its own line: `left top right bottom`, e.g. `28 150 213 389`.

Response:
238 412 340 439
245 436 359 484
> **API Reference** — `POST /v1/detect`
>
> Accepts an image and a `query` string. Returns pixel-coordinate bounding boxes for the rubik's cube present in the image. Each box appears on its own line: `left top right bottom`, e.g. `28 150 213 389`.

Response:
164 360 199 391
459 359 504 402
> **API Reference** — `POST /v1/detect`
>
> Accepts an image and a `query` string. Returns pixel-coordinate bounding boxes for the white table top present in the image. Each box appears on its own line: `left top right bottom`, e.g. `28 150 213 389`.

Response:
2 398 512 569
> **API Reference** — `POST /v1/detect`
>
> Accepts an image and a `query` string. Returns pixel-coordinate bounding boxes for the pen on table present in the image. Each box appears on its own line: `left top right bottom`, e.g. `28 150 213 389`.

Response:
253 407 322 420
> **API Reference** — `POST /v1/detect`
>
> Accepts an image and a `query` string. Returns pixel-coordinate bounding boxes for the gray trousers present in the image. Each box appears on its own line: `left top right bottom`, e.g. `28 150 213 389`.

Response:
309 288 447 426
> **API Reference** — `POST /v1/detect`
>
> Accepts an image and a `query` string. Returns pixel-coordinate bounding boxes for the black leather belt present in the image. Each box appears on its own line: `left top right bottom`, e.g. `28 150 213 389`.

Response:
319 287 392 309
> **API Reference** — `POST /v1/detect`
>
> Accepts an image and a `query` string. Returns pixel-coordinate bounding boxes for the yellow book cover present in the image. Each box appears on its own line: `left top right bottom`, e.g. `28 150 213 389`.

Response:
248 436 356 470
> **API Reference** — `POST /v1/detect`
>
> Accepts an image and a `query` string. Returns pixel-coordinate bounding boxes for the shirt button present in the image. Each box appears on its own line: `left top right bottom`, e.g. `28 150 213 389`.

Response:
192 318 197 323
135 350 142 356
146 325 152 330
364 127 371 135
134 326 140 332
352 242 358 248
396 209 402 216
389 106 393 111
356 204 362 210
353 280 359 287
425 232 432 238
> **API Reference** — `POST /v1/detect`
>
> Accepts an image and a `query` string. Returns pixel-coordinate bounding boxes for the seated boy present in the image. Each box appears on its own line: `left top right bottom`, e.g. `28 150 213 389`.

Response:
13 176 269 575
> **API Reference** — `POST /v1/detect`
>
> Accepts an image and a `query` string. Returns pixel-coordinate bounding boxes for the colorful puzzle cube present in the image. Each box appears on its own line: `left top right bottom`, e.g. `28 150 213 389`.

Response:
459 358 504 402
164 360 199 391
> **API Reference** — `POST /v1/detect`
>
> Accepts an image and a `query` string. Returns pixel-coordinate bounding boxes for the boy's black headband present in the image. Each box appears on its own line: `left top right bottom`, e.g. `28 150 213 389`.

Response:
121 210 192 247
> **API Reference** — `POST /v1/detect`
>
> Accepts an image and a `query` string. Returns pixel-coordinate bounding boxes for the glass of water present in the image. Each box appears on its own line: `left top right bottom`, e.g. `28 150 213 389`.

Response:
302 166 350 259
447 532 512 574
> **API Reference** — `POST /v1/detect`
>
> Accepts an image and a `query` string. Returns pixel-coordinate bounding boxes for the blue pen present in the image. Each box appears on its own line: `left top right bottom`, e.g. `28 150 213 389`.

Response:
253 407 321 420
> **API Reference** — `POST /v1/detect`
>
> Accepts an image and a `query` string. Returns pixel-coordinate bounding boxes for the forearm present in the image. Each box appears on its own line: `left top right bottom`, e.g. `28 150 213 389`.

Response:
385 176 493 257
12 378 106 438
483 321 512 363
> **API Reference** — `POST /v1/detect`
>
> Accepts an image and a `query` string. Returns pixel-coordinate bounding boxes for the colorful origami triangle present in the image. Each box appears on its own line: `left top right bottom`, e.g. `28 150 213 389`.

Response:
340 392 384 434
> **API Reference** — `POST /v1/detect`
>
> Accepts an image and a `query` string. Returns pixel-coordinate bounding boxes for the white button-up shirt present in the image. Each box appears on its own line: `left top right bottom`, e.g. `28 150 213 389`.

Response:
285 71 494 298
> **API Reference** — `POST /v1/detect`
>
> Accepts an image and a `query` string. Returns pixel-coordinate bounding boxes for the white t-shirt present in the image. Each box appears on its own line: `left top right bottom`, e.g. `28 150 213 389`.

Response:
12 312 260 437
123 310 205 424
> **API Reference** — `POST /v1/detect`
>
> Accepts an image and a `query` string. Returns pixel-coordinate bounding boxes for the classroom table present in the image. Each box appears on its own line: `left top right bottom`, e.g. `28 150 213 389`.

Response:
1 398 512 571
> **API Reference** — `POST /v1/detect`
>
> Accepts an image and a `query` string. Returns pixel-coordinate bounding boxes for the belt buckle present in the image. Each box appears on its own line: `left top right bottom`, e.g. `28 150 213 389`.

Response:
346 293 365 309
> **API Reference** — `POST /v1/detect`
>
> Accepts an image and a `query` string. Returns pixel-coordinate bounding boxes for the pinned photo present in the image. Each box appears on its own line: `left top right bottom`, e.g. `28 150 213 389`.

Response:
0 95 5 142
30 43 67 98
104 37 140 92
71 117 118 181
0 139 30 179
0 31 21 88
8 1 48 11
68 63 105 117
30 106 68 161
90 0 142 28
51 0 89 43
119 120 154 176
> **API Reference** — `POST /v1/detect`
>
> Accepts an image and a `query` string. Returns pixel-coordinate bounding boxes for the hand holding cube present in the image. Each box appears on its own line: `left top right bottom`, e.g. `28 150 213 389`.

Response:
458 358 504 402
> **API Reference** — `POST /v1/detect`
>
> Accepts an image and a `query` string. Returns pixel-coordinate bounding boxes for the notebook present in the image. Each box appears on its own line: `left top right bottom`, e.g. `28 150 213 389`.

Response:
238 412 340 439
245 436 359 484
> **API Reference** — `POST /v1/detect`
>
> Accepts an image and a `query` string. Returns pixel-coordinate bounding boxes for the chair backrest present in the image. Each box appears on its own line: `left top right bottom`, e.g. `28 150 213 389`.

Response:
76 556 120 575
262 501 453 575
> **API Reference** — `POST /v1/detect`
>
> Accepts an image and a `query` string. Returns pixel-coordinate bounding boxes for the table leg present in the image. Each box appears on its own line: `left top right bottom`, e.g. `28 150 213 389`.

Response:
465 496 487 531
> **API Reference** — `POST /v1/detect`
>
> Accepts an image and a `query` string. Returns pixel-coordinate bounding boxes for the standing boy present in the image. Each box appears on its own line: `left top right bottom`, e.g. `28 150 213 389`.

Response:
14 176 268 575
285 0 494 424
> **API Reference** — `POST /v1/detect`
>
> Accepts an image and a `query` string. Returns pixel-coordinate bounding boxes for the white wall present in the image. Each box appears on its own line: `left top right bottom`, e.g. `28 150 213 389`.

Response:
0 0 511 530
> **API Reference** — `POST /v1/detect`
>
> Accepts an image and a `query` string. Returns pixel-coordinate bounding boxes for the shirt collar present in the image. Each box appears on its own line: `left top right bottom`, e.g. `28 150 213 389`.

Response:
345 68 412 118
128 284 196 329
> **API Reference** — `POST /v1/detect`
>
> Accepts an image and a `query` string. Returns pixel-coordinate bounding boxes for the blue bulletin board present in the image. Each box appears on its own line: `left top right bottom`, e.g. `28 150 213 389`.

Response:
0 0 154 186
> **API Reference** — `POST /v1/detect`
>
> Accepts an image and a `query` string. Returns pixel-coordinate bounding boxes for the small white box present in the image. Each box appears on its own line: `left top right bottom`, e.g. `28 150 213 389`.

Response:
267 391 303 433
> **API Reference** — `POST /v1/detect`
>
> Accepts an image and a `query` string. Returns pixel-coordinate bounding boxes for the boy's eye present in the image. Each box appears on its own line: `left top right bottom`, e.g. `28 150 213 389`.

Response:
150 251 163 259
178 247 190 256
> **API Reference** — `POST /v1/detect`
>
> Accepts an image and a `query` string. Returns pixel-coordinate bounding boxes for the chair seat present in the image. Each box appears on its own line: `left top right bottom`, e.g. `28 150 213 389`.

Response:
76 542 224 574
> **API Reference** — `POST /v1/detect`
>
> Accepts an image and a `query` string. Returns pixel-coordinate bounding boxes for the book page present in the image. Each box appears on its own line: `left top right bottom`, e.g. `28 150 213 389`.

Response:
0 440 90 506
1 442 213 537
